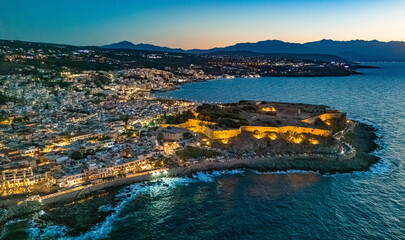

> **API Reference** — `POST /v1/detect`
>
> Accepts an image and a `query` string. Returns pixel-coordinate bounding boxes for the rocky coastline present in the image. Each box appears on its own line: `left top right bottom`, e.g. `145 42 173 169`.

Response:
4 122 380 235
9 122 382 207
0 121 381 232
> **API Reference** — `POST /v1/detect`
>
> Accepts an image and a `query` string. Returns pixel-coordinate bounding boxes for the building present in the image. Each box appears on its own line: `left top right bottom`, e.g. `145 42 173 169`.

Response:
157 127 186 141
0 167 50 196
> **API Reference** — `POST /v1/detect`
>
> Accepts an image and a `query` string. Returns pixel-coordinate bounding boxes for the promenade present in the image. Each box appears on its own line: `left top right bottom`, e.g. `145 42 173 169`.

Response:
32 147 356 205
0 133 358 227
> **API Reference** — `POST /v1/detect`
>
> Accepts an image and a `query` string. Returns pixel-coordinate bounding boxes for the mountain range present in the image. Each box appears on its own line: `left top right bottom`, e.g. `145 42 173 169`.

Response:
102 39 405 62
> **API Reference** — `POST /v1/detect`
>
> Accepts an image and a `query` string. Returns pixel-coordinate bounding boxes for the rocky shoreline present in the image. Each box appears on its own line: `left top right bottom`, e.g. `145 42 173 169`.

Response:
0 122 380 232
229 122 380 174
43 121 379 203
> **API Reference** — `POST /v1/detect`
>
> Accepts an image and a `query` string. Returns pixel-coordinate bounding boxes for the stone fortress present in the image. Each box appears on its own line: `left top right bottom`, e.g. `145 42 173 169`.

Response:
160 100 346 141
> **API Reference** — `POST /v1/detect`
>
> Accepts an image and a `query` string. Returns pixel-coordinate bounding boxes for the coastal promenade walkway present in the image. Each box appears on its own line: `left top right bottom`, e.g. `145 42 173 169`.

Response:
22 148 357 204
0 138 357 227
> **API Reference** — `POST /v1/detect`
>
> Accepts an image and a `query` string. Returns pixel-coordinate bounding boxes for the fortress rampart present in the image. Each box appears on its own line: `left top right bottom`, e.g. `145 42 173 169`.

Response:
302 112 343 124
160 118 332 140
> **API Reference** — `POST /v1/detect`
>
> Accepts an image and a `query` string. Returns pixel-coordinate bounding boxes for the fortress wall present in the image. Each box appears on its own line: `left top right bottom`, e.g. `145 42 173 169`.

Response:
243 125 330 137
243 126 279 133
159 124 179 128
302 112 343 124
184 119 215 127
160 119 217 132
202 125 214 138
279 126 331 136
320 113 343 121
161 119 331 139
211 128 241 139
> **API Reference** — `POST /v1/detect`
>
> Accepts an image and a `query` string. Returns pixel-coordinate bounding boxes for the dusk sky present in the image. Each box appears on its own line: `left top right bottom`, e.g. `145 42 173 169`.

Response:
1 0 405 49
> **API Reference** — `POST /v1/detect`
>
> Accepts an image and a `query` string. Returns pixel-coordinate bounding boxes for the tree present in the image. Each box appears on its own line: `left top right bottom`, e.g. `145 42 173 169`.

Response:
314 118 329 129
70 151 82 160
64 133 72 143
121 114 130 126
183 132 193 139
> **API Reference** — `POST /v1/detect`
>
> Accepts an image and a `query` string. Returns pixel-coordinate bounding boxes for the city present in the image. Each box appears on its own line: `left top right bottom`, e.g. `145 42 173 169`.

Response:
0 0 403 238
0 40 367 202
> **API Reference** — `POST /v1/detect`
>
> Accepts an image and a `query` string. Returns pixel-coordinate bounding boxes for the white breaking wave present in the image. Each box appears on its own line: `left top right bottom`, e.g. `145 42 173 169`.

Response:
27 171 243 240
251 165 390 178
27 158 387 240
98 204 114 213
253 169 320 175
192 169 245 182
342 117 390 176
27 221 69 239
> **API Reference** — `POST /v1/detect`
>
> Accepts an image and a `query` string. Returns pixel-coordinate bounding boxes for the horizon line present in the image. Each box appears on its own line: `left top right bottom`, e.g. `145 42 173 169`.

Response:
2 38 405 50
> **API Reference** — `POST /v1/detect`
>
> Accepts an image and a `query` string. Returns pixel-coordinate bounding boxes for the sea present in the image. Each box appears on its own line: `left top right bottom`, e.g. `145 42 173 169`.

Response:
2 62 404 240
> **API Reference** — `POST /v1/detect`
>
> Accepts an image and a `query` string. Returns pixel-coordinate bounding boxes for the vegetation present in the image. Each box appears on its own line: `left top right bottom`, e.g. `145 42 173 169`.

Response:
92 75 111 87
314 116 348 133
122 128 135 137
150 159 169 168
176 146 220 161
89 135 111 141
329 116 349 133
41 80 71 88
217 118 242 129
70 148 102 160
196 104 248 128
314 118 329 129
0 40 209 74
64 133 72 143
92 92 108 98
0 93 19 104
0 115 7 122
283 130 304 141
159 110 194 124
13 116 29 123
120 114 130 125
182 132 193 139
70 150 83 160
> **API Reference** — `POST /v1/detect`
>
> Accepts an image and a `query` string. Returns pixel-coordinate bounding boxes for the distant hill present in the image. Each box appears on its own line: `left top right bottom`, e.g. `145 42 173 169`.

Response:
190 40 315 54
206 51 351 63
102 40 315 54
304 39 405 62
102 40 187 53
102 39 405 62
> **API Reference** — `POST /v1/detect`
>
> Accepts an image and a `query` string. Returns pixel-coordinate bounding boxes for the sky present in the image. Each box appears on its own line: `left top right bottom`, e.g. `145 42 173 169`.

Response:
1 0 405 49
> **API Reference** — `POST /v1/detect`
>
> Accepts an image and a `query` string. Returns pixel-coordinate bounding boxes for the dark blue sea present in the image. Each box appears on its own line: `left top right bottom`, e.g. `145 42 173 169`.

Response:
2 63 405 239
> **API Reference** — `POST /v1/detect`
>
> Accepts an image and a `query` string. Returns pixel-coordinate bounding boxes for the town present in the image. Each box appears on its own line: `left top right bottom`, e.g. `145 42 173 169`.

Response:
0 40 359 203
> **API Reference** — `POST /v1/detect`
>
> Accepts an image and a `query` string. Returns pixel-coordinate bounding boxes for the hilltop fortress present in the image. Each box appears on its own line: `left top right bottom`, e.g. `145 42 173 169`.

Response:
161 118 334 140
159 100 346 142
0 99 379 222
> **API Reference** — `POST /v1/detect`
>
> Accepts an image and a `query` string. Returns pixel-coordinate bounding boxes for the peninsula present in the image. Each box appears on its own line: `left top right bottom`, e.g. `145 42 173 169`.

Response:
0 99 379 218
0 40 379 226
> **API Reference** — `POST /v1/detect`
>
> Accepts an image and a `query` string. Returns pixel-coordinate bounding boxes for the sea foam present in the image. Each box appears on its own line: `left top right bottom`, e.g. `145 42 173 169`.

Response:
27 154 388 240
28 175 209 240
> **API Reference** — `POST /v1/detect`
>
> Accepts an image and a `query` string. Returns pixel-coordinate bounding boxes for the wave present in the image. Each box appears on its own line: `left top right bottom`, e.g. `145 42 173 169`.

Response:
0 218 26 240
250 165 390 178
192 169 245 182
27 171 242 240
98 204 114 213
27 162 388 239
27 221 69 239
251 169 320 175
350 117 390 175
